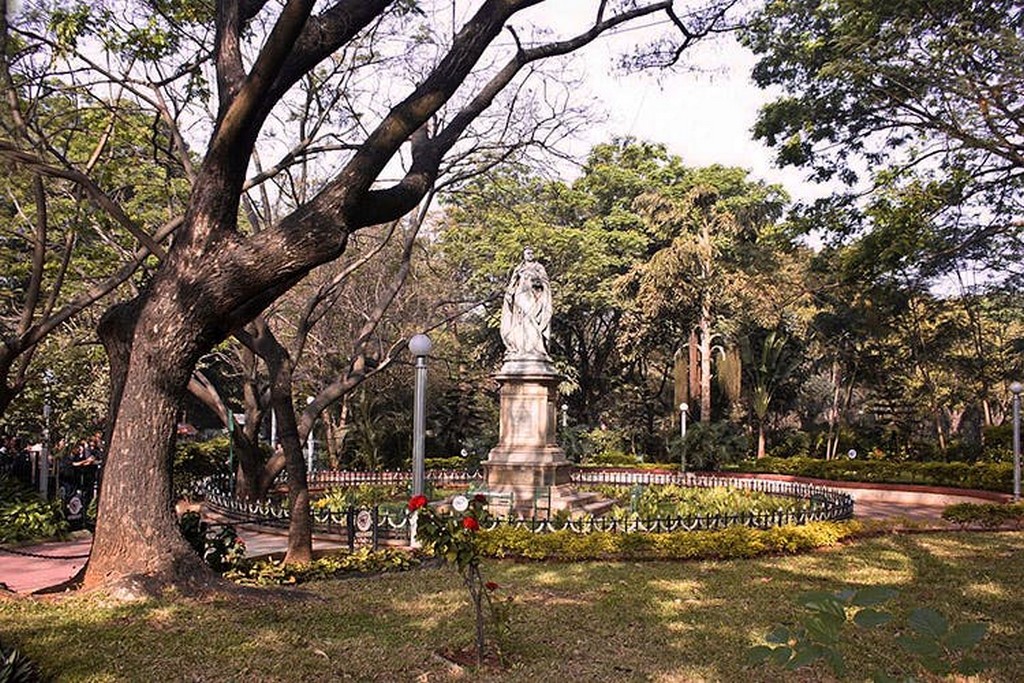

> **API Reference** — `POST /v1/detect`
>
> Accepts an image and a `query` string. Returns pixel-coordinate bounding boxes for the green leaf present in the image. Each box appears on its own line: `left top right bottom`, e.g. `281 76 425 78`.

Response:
797 591 847 621
896 634 940 657
746 646 774 665
824 646 845 676
957 656 986 675
919 655 951 675
853 608 892 629
765 626 791 644
769 646 793 666
944 622 987 651
851 586 899 607
803 614 841 644
908 607 948 639
834 588 856 602
786 644 823 669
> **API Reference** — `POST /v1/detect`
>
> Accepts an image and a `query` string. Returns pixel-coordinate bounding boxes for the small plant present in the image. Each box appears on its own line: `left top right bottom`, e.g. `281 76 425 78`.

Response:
748 586 989 680
747 586 898 676
411 494 509 667
177 511 246 572
0 638 40 683
0 476 68 543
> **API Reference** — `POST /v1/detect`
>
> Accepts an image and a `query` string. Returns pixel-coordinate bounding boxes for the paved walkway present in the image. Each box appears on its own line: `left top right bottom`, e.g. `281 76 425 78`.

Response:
0 482 1011 595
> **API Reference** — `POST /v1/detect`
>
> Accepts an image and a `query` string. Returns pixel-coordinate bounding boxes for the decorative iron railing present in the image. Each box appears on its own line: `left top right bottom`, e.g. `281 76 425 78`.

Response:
203 468 853 543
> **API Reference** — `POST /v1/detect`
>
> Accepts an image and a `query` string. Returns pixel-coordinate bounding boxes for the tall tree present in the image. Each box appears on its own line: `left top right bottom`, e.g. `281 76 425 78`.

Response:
741 0 1024 282
5 1 742 593
619 165 794 424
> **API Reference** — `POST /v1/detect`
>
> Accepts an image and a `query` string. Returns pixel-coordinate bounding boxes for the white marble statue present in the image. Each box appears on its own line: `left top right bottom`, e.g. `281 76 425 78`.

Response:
500 247 552 360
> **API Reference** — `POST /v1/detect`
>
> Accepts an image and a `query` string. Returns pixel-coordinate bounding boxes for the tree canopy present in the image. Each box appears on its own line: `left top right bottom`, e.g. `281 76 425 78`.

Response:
741 0 1024 283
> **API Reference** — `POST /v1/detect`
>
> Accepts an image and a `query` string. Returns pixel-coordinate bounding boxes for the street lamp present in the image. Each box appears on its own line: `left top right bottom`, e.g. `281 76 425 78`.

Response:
409 333 432 497
306 396 315 475
679 402 688 473
1011 381 1022 502
561 403 568 429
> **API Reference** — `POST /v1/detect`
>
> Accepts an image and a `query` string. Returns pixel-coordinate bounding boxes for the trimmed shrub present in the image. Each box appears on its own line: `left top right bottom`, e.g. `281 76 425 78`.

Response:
476 520 861 562
173 436 232 499
424 456 468 470
225 548 419 586
730 457 1013 492
941 503 1024 529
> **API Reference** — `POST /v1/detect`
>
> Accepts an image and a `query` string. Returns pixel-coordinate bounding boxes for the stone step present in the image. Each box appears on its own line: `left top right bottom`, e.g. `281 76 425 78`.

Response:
547 488 617 517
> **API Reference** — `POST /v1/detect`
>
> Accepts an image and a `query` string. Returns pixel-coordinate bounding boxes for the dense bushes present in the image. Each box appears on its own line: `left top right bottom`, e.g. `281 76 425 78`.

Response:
173 436 234 499
177 511 246 572
730 457 1013 492
672 421 750 471
0 476 68 544
225 548 419 586
476 520 861 561
941 503 1024 528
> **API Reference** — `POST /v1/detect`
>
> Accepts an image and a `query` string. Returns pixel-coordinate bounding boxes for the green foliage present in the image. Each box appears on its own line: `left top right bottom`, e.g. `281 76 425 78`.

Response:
733 456 1013 492
412 494 505 666
476 520 860 561
941 502 1024 529
424 457 470 470
592 483 809 519
0 637 40 683
173 437 231 499
225 548 419 586
678 421 749 471
748 586 898 677
749 586 989 680
177 511 246 573
312 484 408 512
771 429 813 458
0 477 68 544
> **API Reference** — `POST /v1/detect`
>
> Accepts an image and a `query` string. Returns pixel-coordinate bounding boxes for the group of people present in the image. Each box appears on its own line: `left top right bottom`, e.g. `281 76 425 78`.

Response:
0 432 104 501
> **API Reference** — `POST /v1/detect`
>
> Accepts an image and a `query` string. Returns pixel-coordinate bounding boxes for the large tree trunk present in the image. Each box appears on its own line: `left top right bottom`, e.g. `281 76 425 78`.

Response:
698 304 713 422
85 291 213 593
266 360 312 565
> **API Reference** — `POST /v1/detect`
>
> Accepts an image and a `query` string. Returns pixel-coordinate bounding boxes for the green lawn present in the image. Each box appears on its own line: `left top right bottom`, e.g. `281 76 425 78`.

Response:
2 531 1022 682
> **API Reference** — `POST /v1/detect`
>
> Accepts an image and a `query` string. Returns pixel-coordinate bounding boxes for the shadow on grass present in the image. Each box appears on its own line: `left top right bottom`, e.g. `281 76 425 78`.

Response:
0 531 1021 682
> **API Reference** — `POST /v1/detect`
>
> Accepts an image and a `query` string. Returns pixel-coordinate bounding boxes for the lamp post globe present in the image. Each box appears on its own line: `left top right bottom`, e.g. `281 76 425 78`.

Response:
409 333 432 357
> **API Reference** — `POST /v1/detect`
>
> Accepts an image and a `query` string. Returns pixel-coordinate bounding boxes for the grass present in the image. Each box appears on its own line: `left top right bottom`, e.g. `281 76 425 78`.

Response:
1 531 1022 681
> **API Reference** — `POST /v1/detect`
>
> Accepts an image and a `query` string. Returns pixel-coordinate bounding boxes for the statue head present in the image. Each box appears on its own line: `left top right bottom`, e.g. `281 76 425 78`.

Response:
523 246 535 262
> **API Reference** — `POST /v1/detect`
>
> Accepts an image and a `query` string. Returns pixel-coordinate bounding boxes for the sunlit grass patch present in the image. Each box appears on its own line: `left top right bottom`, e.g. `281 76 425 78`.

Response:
0 531 1021 682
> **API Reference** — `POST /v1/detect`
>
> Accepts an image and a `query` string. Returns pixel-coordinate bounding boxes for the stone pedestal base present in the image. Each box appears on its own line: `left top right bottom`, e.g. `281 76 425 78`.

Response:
483 360 600 515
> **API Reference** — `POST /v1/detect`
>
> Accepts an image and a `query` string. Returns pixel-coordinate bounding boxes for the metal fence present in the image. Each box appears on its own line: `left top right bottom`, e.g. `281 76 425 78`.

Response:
203 468 853 541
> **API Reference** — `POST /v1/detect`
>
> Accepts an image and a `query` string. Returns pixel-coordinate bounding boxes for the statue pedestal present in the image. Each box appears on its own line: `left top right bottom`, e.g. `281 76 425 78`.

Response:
483 360 575 515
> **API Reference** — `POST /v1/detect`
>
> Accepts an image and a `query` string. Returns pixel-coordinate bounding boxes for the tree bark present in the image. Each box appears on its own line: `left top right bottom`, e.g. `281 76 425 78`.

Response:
86 291 212 592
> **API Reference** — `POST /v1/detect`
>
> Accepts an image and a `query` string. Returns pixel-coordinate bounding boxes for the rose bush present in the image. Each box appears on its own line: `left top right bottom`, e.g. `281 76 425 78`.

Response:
411 494 507 666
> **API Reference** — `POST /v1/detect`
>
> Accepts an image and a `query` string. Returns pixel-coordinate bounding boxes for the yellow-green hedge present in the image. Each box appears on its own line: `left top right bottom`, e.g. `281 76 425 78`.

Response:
476 520 862 561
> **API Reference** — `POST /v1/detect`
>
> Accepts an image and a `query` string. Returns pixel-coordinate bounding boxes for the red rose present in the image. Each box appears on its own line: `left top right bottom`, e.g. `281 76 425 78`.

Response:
408 494 428 512
462 516 479 531
485 581 500 591
473 493 487 504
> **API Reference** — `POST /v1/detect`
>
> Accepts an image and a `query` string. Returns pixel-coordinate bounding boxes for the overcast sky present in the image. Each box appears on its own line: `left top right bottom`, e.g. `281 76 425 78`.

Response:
567 32 826 204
